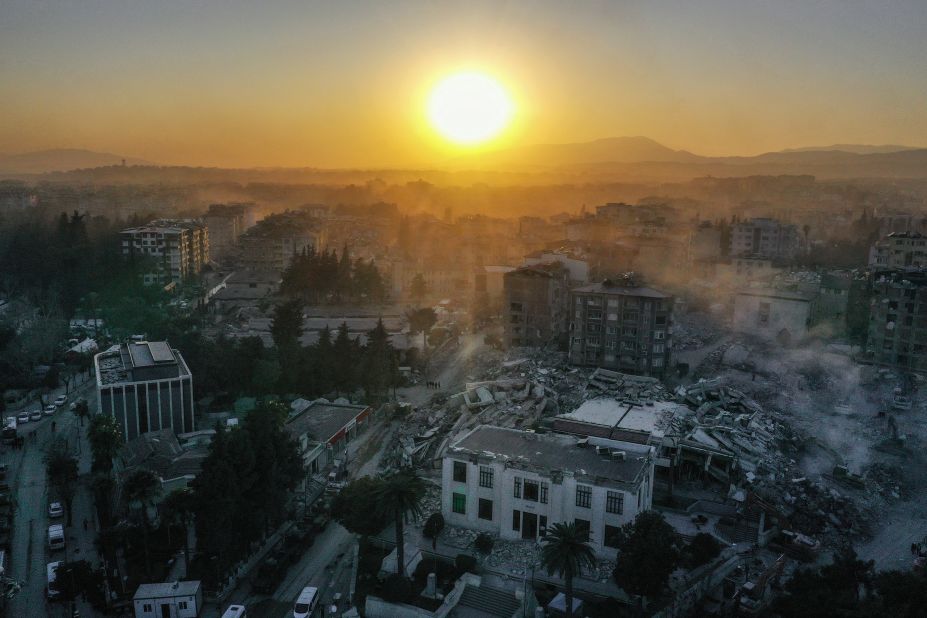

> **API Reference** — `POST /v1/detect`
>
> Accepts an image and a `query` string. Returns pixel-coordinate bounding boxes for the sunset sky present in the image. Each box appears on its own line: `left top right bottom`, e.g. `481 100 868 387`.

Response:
1 0 925 168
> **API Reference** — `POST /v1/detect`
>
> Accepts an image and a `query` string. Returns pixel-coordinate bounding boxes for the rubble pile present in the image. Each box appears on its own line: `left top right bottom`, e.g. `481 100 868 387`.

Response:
673 311 725 350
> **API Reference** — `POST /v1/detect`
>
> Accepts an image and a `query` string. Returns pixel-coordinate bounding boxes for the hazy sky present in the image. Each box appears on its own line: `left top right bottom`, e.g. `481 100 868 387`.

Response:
1 0 925 168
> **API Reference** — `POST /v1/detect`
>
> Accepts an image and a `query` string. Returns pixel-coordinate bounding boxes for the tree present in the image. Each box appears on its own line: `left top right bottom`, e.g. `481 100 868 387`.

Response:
540 522 597 618
374 470 426 576
45 437 79 526
73 398 90 426
423 513 445 551
683 532 721 569
771 548 874 616
331 477 389 537
122 468 162 579
410 273 427 304
332 322 357 394
406 307 437 351
88 413 122 473
270 298 304 352
611 511 681 607
48 560 106 609
161 488 195 576
362 318 395 400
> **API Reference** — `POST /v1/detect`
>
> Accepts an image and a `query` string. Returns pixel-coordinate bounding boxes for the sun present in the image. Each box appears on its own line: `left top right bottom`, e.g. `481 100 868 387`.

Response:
427 72 514 145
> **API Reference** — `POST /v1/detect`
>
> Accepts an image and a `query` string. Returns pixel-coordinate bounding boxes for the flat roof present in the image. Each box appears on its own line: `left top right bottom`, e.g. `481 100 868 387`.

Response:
558 399 682 436
736 288 814 302
572 282 671 299
285 401 369 444
96 341 189 386
134 581 201 600
449 425 652 485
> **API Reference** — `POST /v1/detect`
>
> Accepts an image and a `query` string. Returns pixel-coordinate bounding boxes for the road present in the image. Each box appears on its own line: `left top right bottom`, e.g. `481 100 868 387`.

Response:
5 377 101 618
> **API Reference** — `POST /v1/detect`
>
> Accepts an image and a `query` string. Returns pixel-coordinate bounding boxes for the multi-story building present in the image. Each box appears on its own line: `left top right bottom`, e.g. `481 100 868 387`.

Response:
732 288 814 344
95 341 194 441
442 425 654 557
523 250 589 284
202 202 257 260
868 232 927 270
867 270 927 372
569 278 674 378
238 211 323 272
503 263 570 349
730 218 800 261
121 219 209 285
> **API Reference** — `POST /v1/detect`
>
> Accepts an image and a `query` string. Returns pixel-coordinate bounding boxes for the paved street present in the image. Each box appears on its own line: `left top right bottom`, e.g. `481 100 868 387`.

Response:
5 377 101 618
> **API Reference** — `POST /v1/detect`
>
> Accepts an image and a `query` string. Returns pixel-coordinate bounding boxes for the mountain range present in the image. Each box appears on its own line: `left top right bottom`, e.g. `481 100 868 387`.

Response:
0 148 152 174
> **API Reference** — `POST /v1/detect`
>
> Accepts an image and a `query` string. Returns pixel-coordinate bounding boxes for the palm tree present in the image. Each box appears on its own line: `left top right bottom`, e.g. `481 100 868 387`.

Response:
123 468 162 579
161 488 195 577
374 470 426 577
540 522 597 618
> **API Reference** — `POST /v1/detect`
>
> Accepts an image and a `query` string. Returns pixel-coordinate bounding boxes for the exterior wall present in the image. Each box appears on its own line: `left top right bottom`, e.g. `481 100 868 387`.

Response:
441 456 653 558
867 273 927 372
99 376 194 441
732 294 810 342
868 234 927 269
568 291 674 378
121 224 208 284
503 267 569 348
239 231 320 272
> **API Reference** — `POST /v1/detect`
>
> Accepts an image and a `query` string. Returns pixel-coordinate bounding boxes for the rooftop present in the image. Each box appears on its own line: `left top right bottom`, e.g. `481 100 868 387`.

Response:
449 425 653 486
505 262 568 279
572 281 671 299
557 399 683 438
285 400 370 444
736 287 815 302
95 341 190 386
134 580 201 600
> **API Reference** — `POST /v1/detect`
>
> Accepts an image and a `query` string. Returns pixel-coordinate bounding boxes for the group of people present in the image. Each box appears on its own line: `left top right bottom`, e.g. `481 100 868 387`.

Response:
425 380 442 389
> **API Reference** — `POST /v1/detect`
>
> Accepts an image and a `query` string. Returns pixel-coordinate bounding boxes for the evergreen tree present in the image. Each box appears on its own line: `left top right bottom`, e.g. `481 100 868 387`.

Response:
332 322 357 394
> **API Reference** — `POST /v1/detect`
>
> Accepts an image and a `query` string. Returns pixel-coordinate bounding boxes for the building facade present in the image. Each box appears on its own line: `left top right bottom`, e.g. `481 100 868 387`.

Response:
503 263 570 349
238 211 323 272
121 219 209 285
867 270 927 372
133 581 202 618
732 288 813 344
95 341 194 441
442 426 654 557
730 218 800 261
284 400 372 475
568 279 674 378
202 202 256 260
868 232 927 270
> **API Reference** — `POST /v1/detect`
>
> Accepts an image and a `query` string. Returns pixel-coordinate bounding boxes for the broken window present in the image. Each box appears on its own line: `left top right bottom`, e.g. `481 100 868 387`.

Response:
478 498 493 521
604 524 621 548
512 509 521 531
523 480 540 502
574 518 591 541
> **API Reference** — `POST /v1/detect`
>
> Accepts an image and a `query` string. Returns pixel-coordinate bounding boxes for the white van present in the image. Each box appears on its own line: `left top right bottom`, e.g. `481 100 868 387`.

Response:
47 561 61 599
292 586 319 618
221 605 247 618
47 524 65 551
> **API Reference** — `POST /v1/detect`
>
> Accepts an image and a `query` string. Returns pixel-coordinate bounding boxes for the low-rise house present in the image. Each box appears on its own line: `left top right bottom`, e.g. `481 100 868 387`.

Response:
133 580 202 618
442 425 655 557
284 400 372 475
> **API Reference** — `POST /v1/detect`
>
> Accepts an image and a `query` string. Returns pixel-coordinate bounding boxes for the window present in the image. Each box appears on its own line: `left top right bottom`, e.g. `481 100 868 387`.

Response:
478 498 493 521
606 491 624 514
576 484 592 508
512 509 521 531
452 492 466 514
523 480 539 502
143 605 153 612
604 524 621 548
479 466 494 488
653 344 664 354
758 302 770 326
178 601 188 610
513 477 522 499
654 330 665 340
453 461 467 483
575 518 591 541
540 482 549 504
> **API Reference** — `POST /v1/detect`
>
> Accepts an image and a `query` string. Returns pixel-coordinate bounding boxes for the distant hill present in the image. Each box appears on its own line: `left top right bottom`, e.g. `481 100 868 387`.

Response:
464 136 703 168
779 144 919 155
0 148 152 174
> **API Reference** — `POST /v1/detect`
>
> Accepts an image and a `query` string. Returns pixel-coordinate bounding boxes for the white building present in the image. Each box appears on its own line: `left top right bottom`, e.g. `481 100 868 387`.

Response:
133 581 202 618
730 218 800 261
121 220 209 285
732 288 813 344
523 250 590 284
442 426 655 557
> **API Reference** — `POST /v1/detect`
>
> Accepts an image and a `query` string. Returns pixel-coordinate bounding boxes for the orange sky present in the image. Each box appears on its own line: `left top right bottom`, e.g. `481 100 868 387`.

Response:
1 1 925 168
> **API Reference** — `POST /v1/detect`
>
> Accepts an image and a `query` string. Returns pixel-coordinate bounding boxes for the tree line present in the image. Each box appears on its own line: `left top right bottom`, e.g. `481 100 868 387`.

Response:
281 245 387 304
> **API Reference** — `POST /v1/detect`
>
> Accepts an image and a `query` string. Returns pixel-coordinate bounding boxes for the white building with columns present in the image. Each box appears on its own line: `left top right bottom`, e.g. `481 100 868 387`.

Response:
441 425 655 557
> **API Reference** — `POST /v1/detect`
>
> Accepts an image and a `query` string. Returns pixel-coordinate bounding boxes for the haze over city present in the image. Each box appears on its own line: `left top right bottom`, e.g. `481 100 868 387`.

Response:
3 2 927 618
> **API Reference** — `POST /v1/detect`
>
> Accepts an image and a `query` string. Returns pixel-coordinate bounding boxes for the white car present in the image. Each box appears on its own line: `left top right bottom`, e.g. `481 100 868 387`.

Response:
292 587 319 618
16 413 29 424
30 411 43 422
48 502 63 518
53 395 67 407
44 405 56 417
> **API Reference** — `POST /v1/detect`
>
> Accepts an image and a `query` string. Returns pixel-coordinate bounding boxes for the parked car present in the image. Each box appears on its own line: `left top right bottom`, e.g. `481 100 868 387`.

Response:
48 502 63 518
44 405 57 417
221 606 247 618
30 411 43 422
16 413 29 424
53 395 67 407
